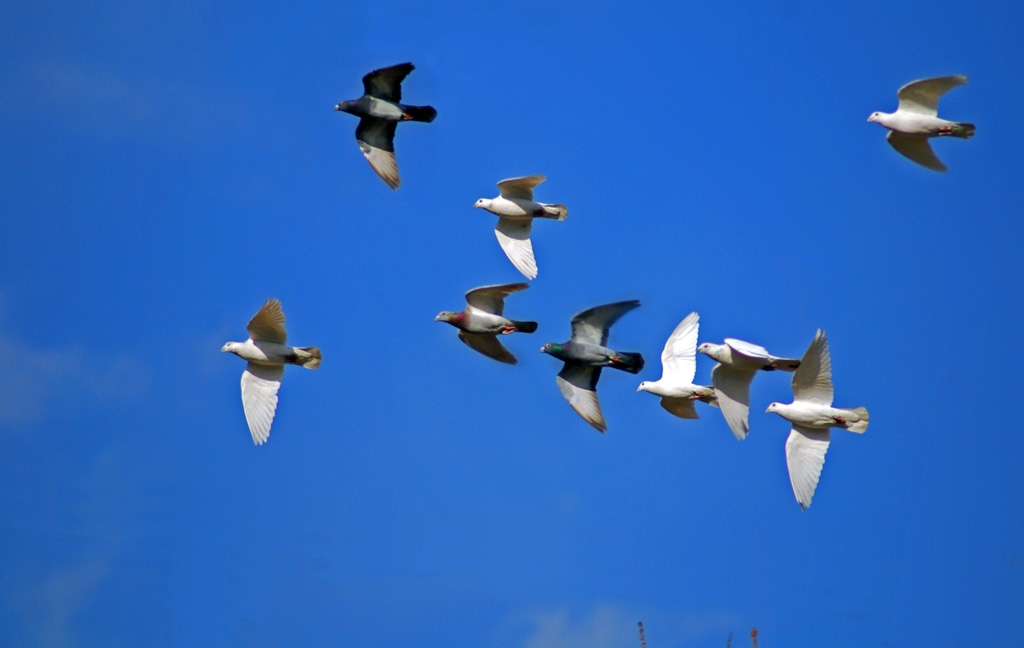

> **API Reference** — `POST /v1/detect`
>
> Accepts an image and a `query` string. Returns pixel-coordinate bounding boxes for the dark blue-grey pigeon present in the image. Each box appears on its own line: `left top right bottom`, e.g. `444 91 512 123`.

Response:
541 300 645 432
334 62 437 189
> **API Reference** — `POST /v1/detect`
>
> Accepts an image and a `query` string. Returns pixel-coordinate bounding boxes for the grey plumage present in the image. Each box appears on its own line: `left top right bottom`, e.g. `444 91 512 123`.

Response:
435 283 537 365
541 300 644 432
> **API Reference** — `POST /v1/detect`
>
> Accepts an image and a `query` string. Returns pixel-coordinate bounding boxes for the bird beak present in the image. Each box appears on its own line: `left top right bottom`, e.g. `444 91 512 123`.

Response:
636 385 642 392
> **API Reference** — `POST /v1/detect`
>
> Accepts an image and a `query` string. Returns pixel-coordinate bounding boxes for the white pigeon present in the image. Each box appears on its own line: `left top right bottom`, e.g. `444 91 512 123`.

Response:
766 330 869 511
221 299 322 445
637 312 718 420
473 174 568 280
867 75 975 172
696 338 801 440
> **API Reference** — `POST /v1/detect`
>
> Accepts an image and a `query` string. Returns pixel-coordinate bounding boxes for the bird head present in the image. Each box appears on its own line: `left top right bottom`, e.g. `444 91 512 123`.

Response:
334 100 355 114
434 311 461 325
867 112 881 123
696 342 712 356
221 342 237 354
637 381 650 393
473 198 489 210
540 342 562 357
765 402 781 414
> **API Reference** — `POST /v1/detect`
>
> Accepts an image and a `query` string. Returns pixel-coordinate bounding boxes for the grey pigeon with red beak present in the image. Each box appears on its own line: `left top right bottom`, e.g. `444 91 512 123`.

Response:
435 283 538 365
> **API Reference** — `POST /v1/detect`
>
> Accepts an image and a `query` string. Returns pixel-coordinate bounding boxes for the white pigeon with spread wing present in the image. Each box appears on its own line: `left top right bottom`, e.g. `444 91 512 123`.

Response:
867 75 975 172
637 312 718 420
473 175 568 280
766 330 869 511
221 299 321 445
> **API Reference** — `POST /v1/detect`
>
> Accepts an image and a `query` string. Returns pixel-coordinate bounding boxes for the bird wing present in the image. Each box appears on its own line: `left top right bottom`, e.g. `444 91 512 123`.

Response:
661 312 699 384
247 298 288 344
711 364 755 440
464 283 529 316
886 131 947 172
497 175 546 200
660 396 699 420
240 363 284 445
556 364 606 432
723 338 771 361
896 75 968 117
356 118 401 188
785 424 831 511
361 62 414 102
569 300 641 347
792 329 833 406
494 218 537 280
457 331 517 364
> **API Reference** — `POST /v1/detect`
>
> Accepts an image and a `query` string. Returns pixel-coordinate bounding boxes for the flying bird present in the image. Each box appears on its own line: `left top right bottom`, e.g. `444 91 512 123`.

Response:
221 299 322 445
637 312 718 420
867 75 975 172
697 338 800 440
541 300 644 432
473 175 568 280
435 283 538 364
766 330 869 511
334 62 437 189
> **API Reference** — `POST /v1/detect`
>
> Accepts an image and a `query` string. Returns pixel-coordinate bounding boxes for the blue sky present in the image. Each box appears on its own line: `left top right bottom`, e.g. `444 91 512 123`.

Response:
2 1 1023 646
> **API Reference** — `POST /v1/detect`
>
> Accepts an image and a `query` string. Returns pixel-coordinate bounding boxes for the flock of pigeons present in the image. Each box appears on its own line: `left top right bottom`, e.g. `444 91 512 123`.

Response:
221 62 975 510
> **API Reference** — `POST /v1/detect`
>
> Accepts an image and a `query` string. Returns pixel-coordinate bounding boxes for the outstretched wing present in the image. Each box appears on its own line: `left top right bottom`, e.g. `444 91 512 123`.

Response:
497 174 546 200
356 118 401 188
247 299 288 344
494 218 537 280
362 62 414 102
711 364 755 440
660 396 699 420
457 331 516 365
464 283 529 316
896 75 968 117
661 312 699 384
887 131 947 173
556 363 606 432
792 329 834 406
569 300 641 347
785 424 831 511
240 363 284 445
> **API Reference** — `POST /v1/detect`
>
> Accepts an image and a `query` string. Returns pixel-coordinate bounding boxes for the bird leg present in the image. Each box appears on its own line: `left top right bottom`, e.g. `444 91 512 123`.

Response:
832 415 848 426
401 113 415 121
500 325 517 335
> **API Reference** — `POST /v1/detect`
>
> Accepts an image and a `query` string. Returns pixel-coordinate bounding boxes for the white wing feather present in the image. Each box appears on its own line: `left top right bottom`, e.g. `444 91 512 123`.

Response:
494 218 537 280
661 312 699 384
240 363 284 445
711 364 755 440
792 330 834 406
785 425 831 511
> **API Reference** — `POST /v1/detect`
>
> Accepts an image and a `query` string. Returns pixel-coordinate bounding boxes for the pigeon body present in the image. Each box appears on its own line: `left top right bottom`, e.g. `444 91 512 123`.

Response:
697 338 800 440
474 175 567 280
541 300 644 432
334 62 437 189
221 299 321 445
766 330 869 511
637 312 718 420
867 75 974 172
435 283 537 364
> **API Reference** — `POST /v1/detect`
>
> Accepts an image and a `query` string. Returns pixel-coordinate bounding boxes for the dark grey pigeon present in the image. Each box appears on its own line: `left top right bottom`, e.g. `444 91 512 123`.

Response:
334 62 437 190
541 300 645 432
435 283 538 365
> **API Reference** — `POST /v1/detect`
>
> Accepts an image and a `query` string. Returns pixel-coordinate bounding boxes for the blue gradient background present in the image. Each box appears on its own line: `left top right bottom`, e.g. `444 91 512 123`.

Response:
2 2 1023 646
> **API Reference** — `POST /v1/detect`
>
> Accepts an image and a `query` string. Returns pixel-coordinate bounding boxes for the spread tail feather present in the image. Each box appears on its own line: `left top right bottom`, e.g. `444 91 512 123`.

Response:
294 346 322 369
540 203 568 220
511 320 538 333
844 407 869 433
405 105 438 122
610 351 645 374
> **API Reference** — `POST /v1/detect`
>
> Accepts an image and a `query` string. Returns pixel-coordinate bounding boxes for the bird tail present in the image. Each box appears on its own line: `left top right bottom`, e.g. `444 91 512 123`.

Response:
539 204 568 221
950 122 976 139
510 320 538 333
768 357 801 371
293 346 322 369
610 351 645 374
844 407 869 433
404 105 438 122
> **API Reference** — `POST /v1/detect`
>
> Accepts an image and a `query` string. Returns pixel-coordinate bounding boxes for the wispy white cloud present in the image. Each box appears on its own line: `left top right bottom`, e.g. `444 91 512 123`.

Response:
0 325 150 426
503 602 744 648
